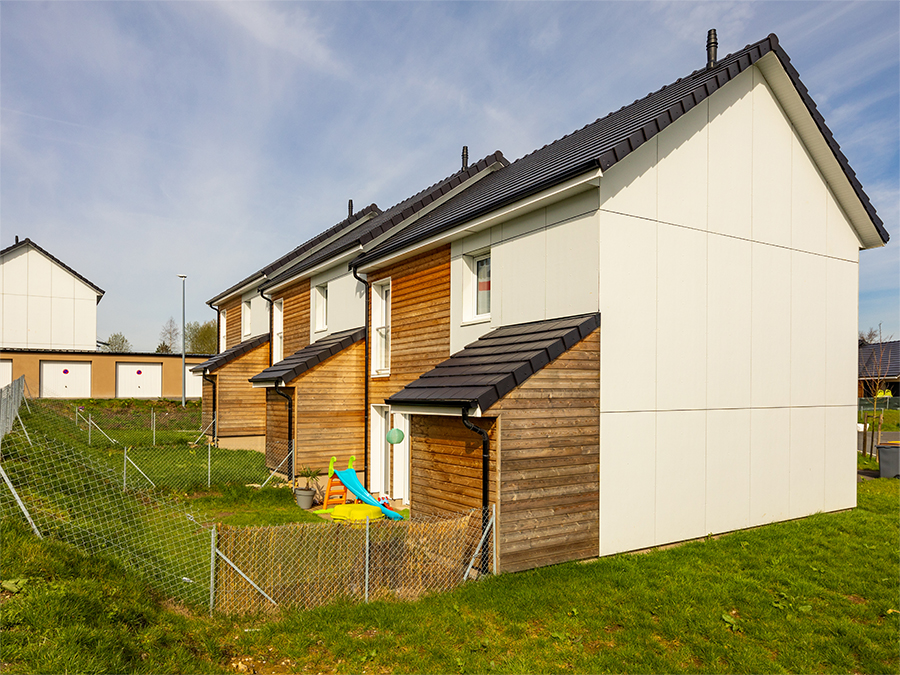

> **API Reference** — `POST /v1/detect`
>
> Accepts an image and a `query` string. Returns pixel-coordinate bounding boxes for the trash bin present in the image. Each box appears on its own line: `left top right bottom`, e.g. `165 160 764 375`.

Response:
877 445 900 479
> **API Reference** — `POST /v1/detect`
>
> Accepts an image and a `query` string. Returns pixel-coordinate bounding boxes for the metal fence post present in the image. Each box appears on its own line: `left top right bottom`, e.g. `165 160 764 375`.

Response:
209 525 217 615
152 410 156 447
123 445 127 492
365 516 370 603
88 413 92 446
0 464 42 539
207 440 211 488
492 503 497 575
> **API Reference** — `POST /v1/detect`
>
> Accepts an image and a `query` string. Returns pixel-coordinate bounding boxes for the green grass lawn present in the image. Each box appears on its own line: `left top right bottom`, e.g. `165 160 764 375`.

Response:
2 479 897 674
184 484 325 527
858 407 899 432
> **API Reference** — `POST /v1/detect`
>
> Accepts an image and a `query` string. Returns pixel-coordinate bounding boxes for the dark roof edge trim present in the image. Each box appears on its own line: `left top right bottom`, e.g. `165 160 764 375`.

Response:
765 35 888 244
0 238 105 298
351 157 601 269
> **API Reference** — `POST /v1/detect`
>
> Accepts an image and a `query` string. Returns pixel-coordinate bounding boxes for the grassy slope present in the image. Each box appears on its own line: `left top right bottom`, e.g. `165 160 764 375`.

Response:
2 480 897 675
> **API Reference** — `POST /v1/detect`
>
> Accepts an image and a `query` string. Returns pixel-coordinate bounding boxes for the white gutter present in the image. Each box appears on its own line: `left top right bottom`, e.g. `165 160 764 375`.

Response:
388 403 482 417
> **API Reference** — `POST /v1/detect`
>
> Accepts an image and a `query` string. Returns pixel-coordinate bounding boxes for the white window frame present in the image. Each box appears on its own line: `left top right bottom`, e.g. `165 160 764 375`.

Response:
219 309 227 351
272 299 284 363
372 279 391 375
242 299 252 337
463 250 491 323
314 283 328 332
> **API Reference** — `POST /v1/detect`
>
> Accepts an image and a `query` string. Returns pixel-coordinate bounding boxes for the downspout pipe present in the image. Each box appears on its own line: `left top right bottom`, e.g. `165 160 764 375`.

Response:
260 287 274 367
351 265 370 491
273 385 294 487
461 405 490 574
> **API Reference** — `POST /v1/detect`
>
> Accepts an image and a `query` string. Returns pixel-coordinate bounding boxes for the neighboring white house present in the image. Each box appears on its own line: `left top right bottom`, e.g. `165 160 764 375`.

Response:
0 237 104 351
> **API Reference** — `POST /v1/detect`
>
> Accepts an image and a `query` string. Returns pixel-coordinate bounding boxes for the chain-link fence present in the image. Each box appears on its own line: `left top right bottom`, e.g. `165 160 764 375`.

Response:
19 399 273 492
0 381 496 615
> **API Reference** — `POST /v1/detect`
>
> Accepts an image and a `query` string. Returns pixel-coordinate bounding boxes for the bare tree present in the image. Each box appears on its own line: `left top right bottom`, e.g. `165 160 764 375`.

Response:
158 317 180 353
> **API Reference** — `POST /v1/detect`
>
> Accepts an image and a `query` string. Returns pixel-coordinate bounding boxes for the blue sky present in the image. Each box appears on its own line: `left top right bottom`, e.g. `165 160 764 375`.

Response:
2 1 897 351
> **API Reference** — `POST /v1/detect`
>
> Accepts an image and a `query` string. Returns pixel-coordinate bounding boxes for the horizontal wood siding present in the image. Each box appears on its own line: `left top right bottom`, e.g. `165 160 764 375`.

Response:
410 415 498 518
368 246 451 494
201 378 215 432
491 330 600 573
293 340 366 474
278 278 311 357
368 245 451 405
266 387 293 471
216 342 270 438
222 298 242 350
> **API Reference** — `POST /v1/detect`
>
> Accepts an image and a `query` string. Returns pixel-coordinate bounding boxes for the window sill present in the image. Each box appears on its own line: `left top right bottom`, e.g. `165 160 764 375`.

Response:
370 372 391 379
461 315 491 327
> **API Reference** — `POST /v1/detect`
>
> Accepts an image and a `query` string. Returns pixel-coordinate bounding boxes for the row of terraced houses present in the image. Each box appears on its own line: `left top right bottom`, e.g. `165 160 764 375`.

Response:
193 33 890 573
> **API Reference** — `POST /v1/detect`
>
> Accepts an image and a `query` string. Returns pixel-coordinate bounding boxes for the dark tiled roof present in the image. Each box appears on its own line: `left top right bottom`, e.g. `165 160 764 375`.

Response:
0 238 105 299
387 313 600 412
859 340 900 380
249 327 365 385
190 333 269 374
207 204 381 305
259 152 508 291
354 34 887 269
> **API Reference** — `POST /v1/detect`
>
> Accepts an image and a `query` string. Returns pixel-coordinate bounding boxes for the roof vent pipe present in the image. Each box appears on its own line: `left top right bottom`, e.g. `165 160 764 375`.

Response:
15 235 19 244
462 145 468 170
348 199 353 219
706 28 718 69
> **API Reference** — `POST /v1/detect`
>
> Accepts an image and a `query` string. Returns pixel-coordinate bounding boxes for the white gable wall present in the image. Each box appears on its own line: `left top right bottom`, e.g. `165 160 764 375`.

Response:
1 246 99 350
597 65 861 555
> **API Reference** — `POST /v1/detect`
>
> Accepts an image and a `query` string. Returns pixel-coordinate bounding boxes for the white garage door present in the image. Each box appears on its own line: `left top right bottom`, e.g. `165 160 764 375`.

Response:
41 361 92 398
116 363 162 398
185 365 203 399
0 360 12 388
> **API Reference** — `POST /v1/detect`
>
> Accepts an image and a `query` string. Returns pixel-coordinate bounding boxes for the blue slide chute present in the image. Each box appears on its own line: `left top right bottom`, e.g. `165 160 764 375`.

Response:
334 468 404 520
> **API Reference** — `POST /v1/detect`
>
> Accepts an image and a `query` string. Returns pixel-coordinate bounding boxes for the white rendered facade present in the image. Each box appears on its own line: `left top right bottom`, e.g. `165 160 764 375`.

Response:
0 242 102 351
445 62 867 556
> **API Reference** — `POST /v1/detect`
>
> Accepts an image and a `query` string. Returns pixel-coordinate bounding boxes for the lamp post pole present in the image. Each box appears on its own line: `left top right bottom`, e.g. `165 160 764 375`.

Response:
178 274 187 407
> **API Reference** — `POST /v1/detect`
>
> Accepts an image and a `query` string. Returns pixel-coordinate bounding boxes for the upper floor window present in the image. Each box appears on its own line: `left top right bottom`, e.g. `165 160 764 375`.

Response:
315 283 328 332
463 250 491 322
372 280 391 375
242 299 252 337
474 253 491 317
273 299 284 363
219 309 227 352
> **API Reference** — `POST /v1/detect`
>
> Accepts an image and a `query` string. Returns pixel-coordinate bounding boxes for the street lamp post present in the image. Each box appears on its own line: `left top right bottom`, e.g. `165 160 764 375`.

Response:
178 274 187 407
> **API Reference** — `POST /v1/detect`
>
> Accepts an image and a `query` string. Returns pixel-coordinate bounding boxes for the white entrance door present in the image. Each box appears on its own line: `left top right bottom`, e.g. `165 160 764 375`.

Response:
40 361 91 398
116 363 163 398
185 365 203 398
391 412 410 504
370 405 390 495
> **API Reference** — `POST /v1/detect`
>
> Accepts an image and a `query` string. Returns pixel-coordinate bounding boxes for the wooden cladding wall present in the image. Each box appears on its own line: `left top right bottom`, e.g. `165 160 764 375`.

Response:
410 415 498 518
222 298 242 350
265 387 293 472
368 245 451 407
491 330 601 573
293 340 365 475
216 342 270 438
201 378 215 432
278 278 311 357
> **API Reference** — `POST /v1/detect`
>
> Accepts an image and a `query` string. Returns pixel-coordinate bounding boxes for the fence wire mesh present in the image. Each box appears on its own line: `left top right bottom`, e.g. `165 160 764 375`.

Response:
1 386 495 615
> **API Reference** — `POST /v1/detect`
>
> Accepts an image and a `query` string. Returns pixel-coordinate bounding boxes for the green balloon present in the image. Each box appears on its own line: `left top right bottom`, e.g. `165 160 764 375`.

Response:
386 428 405 445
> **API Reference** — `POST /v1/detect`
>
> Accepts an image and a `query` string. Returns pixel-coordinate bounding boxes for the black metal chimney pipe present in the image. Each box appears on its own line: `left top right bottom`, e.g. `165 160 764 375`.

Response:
707 29 718 69
462 146 468 171
348 199 353 219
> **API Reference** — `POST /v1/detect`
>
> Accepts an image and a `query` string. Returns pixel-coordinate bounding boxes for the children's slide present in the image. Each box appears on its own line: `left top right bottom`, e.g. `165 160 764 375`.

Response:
334 468 404 520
